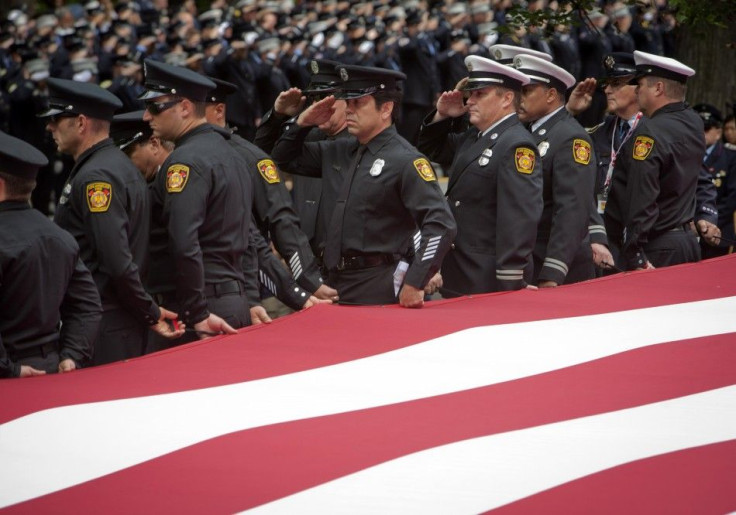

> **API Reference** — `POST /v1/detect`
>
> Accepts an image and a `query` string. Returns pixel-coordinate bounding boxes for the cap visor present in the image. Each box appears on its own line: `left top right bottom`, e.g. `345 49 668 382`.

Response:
138 89 166 100
333 90 372 100
36 107 64 118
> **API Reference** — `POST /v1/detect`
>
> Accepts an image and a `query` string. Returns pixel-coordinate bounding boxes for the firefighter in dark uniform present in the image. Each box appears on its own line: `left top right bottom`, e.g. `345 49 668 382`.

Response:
604 51 704 270
692 103 736 258
272 65 456 307
256 59 351 263
515 54 597 286
41 78 183 366
0 131 102 378
418 55 543 295
568 53 719 269
204 78 335 301
110 111 322 324
140 59 252 348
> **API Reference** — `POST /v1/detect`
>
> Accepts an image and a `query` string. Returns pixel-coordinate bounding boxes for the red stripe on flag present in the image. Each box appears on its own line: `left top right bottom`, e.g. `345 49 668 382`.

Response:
6 334 735 513
1 256 735 424
492 440 736 515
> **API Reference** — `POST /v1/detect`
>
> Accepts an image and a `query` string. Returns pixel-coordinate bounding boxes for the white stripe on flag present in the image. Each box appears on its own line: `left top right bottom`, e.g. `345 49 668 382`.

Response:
246 386 736 514
1 297 735 507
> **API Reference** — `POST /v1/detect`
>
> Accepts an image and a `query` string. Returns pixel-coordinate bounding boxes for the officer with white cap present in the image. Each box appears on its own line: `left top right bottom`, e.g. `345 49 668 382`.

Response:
604 50 704 270
515 54 598 286
488 44 553 65
418 55 543 295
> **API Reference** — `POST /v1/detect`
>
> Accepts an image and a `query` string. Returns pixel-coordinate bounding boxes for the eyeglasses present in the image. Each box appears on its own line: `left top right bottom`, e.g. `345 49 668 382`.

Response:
145 98 182 115
602 78 632 90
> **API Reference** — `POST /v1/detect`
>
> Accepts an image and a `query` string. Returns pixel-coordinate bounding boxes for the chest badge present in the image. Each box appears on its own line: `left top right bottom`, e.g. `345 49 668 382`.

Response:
538 141 549 157
369 158 385 177
478 148 493 166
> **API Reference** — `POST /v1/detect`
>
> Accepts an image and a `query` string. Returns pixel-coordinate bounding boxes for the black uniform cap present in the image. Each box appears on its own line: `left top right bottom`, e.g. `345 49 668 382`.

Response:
600 53 636 84
139 58 216 102
38 77 123 121
303 59 342 96
110 110 152 150
334 65 406 100
206 77 237 103
692 103 723 129
0 130 49 180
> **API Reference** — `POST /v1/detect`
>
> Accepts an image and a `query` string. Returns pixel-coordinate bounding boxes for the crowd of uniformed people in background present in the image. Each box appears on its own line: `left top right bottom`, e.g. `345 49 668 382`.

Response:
1 0 735 378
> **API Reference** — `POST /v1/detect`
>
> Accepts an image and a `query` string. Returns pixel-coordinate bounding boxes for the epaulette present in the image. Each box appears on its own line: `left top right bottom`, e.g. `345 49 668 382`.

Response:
585 120 606 134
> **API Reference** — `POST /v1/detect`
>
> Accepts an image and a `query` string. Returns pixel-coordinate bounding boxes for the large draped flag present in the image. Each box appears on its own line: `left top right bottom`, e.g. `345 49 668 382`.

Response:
1 255 735 513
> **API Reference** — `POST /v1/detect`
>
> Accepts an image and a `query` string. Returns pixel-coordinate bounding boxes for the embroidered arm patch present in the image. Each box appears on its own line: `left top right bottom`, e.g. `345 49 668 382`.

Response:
258 159 281 184
573 139 592 165
166 164 190 193
633 136 654 161
86 182 112 212
413 158 437 182
515 147 535 174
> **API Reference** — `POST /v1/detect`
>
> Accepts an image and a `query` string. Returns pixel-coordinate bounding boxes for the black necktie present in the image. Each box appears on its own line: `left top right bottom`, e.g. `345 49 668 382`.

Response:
323 144 366 270
617 120 629 147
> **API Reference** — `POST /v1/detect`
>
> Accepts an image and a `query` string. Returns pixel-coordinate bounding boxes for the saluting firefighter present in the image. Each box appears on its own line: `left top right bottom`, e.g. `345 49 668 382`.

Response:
418 55 543 295
272 65 456 307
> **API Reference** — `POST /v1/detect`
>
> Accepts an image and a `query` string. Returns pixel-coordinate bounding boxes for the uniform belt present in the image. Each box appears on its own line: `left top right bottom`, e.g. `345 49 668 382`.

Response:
203 280 243 297
8 341 59 361
669 222 693 232
336 253 401 271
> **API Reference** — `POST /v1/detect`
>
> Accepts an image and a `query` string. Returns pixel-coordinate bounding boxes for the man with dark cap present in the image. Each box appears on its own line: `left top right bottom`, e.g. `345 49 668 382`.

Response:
110 110 326 326
604 51 704 270
255 59 350 261
693 103 736 258
514 54 597 286
140 59 252 348
0 131 101 378
418 55 543 295
204 77 337 303
272 65 456 307
568 53 720 269
40 78 184 365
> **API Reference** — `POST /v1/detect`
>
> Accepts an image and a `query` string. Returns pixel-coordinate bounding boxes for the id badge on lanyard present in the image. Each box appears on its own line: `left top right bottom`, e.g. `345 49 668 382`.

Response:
597 113 642 214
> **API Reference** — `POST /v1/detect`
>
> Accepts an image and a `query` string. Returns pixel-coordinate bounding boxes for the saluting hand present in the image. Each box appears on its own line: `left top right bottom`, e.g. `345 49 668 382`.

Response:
566 78 597 116
434 90 467 121
275 88 306 117
297 95 337 127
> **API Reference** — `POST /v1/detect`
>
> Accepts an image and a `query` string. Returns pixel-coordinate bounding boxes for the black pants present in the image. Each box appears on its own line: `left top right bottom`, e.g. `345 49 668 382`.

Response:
17 349 61 374
146 289 250 354
93 308 147 366
645 229 701 268
328 262 400 306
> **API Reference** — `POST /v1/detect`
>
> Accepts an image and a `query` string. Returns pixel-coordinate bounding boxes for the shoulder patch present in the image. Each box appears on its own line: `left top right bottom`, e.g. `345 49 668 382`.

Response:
633 136 654 161
515 147 536 174
86 182 112 213
257 159 281 184
166 164 190 193
413 158 437 182
573 139 592 165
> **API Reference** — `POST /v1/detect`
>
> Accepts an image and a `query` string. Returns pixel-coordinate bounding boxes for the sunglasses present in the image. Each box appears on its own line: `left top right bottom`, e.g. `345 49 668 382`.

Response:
145 98 182 115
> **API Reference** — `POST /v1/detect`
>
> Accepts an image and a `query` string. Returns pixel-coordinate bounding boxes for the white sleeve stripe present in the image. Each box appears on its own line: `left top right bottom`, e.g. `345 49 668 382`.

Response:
543 257 569 275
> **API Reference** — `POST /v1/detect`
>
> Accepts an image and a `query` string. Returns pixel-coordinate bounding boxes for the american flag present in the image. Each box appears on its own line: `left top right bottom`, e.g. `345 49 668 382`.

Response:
2 256 735 513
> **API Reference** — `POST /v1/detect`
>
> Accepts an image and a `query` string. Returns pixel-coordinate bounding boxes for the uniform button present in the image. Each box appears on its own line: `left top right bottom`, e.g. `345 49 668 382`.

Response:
454 200 461 207
451 243 456 249
294 287 299 292
301 292 306 297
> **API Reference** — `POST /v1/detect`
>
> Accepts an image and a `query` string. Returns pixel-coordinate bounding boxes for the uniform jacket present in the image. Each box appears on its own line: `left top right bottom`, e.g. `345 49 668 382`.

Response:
604 101 706 269
529 108 597 284
418 112 543 294
704 141 736 247
1 202 101 377
55 139 160 325
223 128 323 293
148 123 252 325
273 123 456 290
